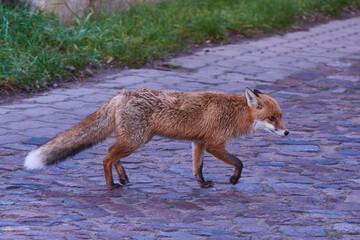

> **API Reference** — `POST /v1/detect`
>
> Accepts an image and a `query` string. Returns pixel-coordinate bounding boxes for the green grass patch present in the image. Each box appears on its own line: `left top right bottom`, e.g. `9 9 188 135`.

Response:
1 0 360 92
320 86 330 91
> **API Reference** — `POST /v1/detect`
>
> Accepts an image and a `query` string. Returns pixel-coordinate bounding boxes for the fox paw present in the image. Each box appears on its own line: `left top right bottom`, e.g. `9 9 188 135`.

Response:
119 178 129 184
230 175 239 185
200 180 214 188
108 183 122 191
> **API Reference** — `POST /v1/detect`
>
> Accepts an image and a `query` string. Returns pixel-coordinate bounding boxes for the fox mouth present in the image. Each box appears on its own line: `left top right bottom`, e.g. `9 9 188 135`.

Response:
271 129 289 137
252 120 289 137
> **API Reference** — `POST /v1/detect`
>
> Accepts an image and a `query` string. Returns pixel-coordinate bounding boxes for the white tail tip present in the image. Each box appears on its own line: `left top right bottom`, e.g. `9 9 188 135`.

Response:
24 149 45 169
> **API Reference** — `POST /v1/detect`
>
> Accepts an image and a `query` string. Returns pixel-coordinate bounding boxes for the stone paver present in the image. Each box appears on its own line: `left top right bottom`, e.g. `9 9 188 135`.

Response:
1 17 360 239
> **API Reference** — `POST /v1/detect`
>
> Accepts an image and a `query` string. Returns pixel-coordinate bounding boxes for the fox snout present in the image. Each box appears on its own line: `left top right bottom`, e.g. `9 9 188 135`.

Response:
253 119 289 137
273 118 289 137
274 128 290 137
266 116 289 137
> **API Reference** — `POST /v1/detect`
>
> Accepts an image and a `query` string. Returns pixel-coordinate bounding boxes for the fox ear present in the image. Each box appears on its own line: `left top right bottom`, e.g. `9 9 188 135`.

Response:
245 88 261 109
253 89 263 96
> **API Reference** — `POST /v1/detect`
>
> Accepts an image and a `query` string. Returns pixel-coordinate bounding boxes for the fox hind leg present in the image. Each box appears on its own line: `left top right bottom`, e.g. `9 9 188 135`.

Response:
114 161 129 184
103 142 140 190
108 144 129 184
192 141 214 188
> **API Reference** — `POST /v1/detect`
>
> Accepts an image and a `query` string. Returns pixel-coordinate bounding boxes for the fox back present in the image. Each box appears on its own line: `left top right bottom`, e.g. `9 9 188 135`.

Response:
115 88 288 141
116 89 254 143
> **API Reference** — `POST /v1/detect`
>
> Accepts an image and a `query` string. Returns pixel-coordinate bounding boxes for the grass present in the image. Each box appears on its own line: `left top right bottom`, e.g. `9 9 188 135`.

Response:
320 86 330 91
1 0 360 93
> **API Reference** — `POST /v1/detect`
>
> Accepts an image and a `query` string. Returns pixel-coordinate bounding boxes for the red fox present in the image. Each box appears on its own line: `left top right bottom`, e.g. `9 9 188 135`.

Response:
25 88 288 190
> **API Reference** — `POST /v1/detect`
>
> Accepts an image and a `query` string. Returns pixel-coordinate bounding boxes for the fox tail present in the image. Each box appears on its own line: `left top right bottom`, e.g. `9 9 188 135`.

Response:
24 99 116 169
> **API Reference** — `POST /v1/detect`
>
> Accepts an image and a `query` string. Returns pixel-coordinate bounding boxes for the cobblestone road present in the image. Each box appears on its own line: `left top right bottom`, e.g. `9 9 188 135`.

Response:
0 17 360 239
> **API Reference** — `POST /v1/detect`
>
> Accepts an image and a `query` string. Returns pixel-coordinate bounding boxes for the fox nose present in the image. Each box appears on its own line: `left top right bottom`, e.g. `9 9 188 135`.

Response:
284 131 289 136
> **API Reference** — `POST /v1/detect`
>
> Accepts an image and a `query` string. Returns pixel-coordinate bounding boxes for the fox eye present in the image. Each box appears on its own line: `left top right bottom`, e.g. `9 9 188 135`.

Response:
269 116 276 122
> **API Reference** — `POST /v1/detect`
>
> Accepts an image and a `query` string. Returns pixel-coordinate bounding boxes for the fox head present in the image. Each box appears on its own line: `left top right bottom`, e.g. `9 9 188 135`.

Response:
245 88 289 137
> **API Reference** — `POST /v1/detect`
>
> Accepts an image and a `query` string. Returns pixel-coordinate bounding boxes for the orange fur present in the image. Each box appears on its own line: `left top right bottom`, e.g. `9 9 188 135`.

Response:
24 88 288 190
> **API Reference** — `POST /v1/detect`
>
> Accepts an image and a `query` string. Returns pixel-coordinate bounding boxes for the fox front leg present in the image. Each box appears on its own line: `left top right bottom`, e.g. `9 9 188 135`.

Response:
206 144 243 185
192 141 214 188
